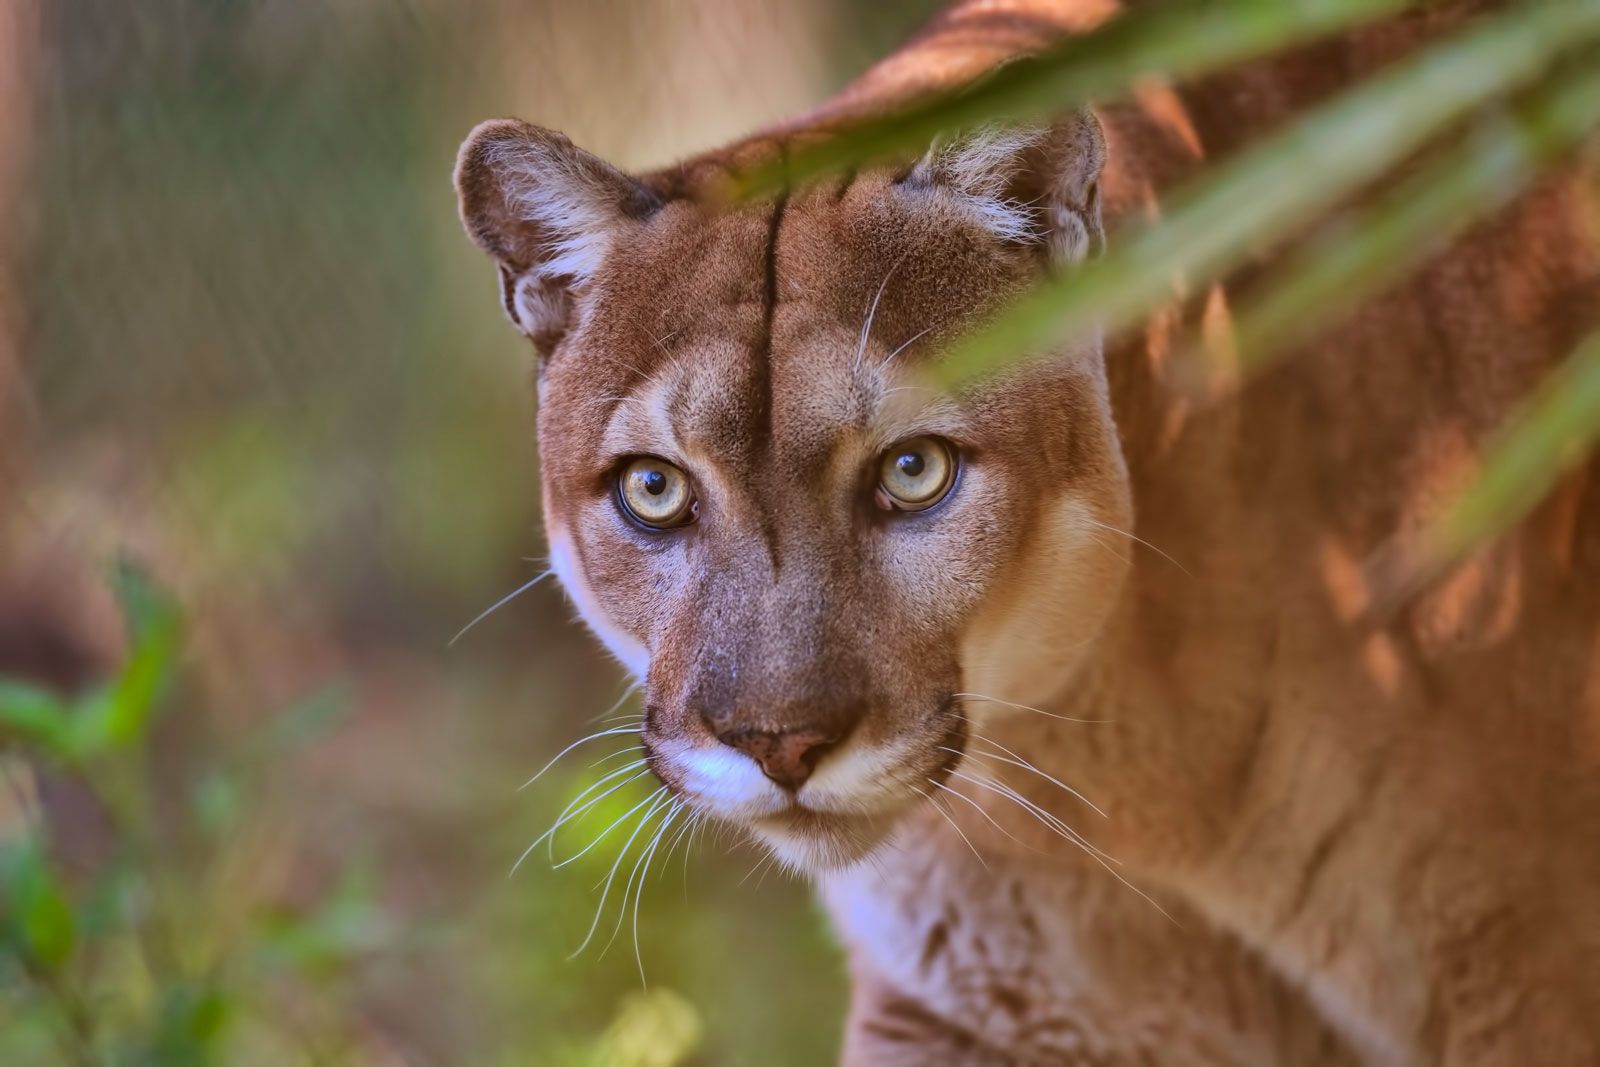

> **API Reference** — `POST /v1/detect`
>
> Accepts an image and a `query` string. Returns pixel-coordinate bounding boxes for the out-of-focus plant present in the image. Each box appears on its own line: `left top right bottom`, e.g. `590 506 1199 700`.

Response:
737 0 1600 599
0 562 380 1066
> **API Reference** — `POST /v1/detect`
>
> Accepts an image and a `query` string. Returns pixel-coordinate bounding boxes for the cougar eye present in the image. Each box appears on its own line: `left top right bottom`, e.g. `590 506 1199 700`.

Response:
617 456 695 529
876 436 957 512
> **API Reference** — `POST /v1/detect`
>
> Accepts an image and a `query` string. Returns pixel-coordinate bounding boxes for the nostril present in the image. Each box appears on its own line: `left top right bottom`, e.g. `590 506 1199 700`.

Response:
716 726 841 790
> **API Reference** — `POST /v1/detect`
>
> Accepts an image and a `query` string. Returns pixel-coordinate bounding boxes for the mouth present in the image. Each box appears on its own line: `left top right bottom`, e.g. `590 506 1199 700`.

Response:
744 700 970 871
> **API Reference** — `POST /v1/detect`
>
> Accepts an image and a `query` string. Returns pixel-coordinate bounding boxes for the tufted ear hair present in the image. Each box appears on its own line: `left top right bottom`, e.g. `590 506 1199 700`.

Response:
455 119 660 352
905 108 1106 265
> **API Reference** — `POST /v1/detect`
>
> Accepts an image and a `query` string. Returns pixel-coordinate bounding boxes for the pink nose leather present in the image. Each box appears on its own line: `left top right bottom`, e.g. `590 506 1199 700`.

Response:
716 726 841 790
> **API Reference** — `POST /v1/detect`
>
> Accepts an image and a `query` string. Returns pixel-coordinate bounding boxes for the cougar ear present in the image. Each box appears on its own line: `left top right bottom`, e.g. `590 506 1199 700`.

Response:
455 119 659 351
906 108 1106 265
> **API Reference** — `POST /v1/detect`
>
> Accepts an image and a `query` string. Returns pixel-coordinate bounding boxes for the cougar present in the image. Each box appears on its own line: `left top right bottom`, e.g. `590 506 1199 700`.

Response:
453 1 1600 1062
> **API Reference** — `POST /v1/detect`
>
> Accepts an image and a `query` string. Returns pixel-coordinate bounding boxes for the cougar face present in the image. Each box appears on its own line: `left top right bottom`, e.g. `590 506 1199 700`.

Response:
457 117 1131 870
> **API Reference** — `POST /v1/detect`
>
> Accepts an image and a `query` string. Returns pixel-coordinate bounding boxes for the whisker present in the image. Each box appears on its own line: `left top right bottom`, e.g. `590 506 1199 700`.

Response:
962 738 1108 817
555 784 665 869
586 682 643 725
919 787 988 871
853 260 902 372
630 802 681 986
599 798 679 983
520 724 642 790
879 326 933 370
944 764 1116 864
511 762 650 874
659 809 700 881
739 847 779 889
928 779 1042 854
587 745 644 768
1084 531 1132 568
569 787 672 959
449 568 555 647
1078 516 1192 577
946 768 1173 923
954 691 1109 724
947 694 1113 726
537 764 649 863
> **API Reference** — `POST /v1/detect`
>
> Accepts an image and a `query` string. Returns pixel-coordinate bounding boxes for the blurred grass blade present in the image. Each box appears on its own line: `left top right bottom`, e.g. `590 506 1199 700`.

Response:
933 0 1600 386
71 561 180 755
1186 62 1600 387
735 0 1418 197
1371 329 1600 603
0 679 73 756
1 839 77 971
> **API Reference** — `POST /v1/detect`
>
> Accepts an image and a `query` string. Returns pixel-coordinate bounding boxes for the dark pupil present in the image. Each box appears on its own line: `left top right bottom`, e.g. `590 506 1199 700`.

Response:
641 470 667 496
896 452 926 478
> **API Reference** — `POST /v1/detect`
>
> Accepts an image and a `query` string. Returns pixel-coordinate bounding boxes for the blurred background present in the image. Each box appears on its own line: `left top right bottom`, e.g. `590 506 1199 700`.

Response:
0 2 945 1063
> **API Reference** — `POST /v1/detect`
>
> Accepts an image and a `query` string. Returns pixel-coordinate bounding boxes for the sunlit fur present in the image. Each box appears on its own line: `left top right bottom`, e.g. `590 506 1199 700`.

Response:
457 1 1600 1062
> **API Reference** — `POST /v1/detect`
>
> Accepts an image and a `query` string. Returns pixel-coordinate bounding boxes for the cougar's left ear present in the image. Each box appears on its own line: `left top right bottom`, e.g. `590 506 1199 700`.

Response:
906 108 1106 265
455 119 659 353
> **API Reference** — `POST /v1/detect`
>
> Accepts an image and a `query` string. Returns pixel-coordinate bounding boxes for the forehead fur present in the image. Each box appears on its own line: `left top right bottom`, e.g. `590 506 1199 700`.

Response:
539 169 1042 476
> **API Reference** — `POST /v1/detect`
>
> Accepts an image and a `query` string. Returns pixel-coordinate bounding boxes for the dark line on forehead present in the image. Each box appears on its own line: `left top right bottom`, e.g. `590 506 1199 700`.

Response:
751 168 790 572
754 190 787 448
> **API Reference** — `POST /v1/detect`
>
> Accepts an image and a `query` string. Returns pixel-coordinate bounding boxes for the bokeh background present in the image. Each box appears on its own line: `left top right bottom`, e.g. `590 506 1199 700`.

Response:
0 2 945 1063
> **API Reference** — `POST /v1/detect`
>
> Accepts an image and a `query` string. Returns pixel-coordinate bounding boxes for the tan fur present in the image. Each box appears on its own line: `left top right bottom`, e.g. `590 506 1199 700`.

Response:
456 2 1600 1062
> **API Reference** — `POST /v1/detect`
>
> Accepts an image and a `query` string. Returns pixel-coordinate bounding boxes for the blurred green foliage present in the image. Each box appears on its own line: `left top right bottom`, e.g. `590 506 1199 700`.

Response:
0 563 369 1064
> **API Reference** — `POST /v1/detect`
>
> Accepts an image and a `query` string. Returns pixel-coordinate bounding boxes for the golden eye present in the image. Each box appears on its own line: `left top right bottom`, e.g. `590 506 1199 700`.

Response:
617 456 695 528
876 436 956 512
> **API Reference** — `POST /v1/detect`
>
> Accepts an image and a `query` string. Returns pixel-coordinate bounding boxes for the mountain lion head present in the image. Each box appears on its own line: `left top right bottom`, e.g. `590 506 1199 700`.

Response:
455 112 1130 870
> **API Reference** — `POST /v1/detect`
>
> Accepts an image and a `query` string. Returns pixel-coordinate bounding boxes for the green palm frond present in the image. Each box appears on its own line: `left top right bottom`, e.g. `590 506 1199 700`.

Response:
733 0 1421 198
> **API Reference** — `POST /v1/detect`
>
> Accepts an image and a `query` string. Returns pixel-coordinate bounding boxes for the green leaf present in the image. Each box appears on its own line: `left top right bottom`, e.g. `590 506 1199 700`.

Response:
146 983 232 1067
1 841 76 971
68 561 181 755
0 679 73 756
734 0 1420 198
1186 62 1600 387
931 0 1600 387
1375 328 1600 599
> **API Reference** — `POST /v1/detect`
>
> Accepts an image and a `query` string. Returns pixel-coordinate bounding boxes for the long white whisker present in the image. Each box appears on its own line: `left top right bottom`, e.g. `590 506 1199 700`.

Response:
448 568 555 647
511 764 650 876
555 784 665 869
853 261 901 371
928 779 1041 853
623 801 680 986
919 787 988 871
944 764 1116 863
520 724 642 790
954 691 1109 724
569 787 671 959
538 762 649 852
879 326 933 370
947 768 1172 922
588 745 644 769
587 682 643 725
963 738 1108 817
739 847 779 889
1078 516 1192 577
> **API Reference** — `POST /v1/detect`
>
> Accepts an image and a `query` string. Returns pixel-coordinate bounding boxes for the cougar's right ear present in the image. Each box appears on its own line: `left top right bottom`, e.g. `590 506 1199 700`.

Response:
455 120 659 353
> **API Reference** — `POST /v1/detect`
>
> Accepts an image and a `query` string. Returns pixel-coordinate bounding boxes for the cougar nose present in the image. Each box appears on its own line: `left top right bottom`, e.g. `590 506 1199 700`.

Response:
715 725 843 791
